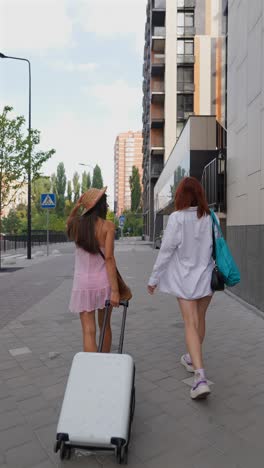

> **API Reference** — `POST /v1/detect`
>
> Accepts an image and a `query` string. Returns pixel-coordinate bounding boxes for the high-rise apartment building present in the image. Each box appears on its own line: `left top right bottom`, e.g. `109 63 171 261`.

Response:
114 131 143 216
142 0 227 240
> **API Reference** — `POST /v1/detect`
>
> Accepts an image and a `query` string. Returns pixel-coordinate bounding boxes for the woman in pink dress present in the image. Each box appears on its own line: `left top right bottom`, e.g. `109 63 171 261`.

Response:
67 187 120 352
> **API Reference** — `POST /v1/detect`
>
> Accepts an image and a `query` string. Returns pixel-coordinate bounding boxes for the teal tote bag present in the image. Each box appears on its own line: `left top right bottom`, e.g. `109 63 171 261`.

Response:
210 210 241 287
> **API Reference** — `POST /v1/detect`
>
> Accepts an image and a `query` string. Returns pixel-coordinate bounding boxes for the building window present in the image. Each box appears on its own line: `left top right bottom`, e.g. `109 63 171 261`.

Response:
177 94 193 119
177 39 194 56
177 66 194 92
177 66 193 83
177 12 194 36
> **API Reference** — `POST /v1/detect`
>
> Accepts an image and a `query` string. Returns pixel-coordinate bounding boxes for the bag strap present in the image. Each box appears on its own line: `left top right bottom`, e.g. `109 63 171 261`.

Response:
210 209 219 261
210 209 223 237
99 249 105 260
212 221 216 260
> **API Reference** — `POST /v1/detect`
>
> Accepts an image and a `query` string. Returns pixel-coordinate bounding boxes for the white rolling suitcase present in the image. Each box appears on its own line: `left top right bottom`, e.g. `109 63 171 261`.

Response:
54 300 135 465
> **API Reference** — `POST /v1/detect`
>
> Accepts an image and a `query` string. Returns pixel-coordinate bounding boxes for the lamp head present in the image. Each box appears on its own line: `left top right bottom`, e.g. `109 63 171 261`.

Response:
0 53 7 58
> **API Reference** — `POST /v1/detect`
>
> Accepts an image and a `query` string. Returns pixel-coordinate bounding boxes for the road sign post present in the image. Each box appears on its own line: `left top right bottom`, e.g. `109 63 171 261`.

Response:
41 194 56 256
46 210 50 256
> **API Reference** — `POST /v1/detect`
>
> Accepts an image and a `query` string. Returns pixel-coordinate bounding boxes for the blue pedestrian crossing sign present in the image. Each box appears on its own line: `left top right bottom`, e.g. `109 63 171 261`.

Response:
41 193 56 209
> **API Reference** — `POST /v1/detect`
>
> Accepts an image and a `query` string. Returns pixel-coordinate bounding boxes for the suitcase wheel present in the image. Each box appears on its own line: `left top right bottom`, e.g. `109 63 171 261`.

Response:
54 440 60 453
60 441 72 461
116 446 128 465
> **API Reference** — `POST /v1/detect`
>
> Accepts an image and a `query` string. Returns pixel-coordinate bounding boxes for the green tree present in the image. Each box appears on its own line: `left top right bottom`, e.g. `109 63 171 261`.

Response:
72 172 80 203
123 210 143 237
67 181 72 202
0 105 54 228
32 176 51 213
129 166 141 212
106 210 118 227
50 173 56 193
87 172 91 190
92 164 103 189
81 171 88 194
2 209 22 234
55 162 67 216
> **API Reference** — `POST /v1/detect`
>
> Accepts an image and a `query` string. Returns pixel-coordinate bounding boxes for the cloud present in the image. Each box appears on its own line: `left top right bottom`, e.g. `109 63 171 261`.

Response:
51 61 98 72
0 0 73 52
84 79 142 130
73 0 147 54
41 80 142 207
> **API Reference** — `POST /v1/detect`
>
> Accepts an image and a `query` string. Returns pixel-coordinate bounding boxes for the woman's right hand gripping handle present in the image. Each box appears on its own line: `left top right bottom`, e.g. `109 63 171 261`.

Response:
104 221 120 307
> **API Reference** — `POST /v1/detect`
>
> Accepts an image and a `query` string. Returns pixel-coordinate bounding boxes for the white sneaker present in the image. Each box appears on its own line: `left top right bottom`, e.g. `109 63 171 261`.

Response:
180 354 194 373
190 379 211 400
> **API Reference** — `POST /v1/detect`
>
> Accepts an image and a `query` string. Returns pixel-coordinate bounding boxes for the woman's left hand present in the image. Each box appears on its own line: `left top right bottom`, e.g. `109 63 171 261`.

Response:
148 285 157 295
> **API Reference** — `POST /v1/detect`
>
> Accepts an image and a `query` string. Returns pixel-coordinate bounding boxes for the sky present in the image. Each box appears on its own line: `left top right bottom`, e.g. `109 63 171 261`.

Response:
0 0 147 208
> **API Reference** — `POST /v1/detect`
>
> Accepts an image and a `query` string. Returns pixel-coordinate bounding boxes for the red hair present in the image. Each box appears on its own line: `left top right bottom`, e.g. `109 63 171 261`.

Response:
174 177 210 218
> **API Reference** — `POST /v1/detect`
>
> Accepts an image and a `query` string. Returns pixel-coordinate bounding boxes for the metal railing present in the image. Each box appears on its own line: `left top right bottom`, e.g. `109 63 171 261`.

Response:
153 27 166 37
177 26 195 36
177 54 195 64
1 231 68 252
152 81 165 92
151 164 163 178
177 0 196 8
177 82 194 92
153 0 166 8
152 54 165 64
201 153 226 212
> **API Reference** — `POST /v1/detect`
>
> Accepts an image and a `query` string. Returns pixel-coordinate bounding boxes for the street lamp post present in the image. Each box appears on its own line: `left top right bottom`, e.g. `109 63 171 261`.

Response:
0 52 32 260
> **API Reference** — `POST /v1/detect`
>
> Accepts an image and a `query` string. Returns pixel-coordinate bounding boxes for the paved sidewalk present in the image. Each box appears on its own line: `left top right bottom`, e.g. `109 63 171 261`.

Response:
0 244 264 468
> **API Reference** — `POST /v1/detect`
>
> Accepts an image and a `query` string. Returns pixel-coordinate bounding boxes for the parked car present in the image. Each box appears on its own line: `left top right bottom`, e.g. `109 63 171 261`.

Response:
154 230 163 249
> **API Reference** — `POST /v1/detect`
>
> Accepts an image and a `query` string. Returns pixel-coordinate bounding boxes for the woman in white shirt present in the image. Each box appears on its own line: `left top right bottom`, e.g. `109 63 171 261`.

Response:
148 177 214 400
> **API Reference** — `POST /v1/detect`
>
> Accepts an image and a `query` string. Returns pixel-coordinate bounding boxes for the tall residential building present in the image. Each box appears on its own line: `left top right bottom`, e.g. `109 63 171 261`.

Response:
114 131 143 216
142 0 227 240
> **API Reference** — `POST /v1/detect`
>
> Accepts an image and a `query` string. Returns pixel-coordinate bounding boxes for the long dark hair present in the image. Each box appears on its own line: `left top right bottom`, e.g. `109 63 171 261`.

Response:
174 177 210 218
67 194 107 253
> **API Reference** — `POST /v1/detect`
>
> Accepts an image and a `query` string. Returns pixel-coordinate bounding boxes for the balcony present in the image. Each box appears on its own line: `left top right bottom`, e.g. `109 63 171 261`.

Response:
177 26 195 37
151 163 164 180
152 0 166 26
152 26 166 53
177 54 195 64
177 82 195 92
151 53 165 76
151 80 165 104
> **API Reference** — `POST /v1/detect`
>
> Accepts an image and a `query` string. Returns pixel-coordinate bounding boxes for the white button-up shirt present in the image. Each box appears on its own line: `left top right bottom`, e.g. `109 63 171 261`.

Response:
148 207 214 299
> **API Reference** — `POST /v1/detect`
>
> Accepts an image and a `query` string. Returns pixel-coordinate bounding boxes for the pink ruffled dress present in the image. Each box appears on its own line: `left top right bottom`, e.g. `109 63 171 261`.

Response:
69 247 111 314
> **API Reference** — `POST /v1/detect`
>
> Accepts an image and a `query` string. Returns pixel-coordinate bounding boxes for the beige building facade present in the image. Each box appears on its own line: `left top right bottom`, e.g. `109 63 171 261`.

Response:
1 182 27 218
227 0 264 310
114 131 143 216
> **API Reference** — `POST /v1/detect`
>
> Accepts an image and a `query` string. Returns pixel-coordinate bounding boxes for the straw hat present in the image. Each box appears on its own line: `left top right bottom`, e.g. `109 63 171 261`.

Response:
81 187 107 216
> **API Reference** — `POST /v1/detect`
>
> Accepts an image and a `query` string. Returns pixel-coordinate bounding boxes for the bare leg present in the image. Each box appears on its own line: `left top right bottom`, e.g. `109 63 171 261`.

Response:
197 295 212 344
178 299 203 370
80 311 97 352
98 307 113 353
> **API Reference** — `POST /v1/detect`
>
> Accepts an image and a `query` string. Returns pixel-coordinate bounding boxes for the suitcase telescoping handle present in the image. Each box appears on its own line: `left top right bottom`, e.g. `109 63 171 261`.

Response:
98 300 129 354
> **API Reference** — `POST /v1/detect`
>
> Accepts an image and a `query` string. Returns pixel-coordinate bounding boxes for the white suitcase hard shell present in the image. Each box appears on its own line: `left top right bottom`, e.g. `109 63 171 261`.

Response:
57 352 134 446
54 301 135 464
